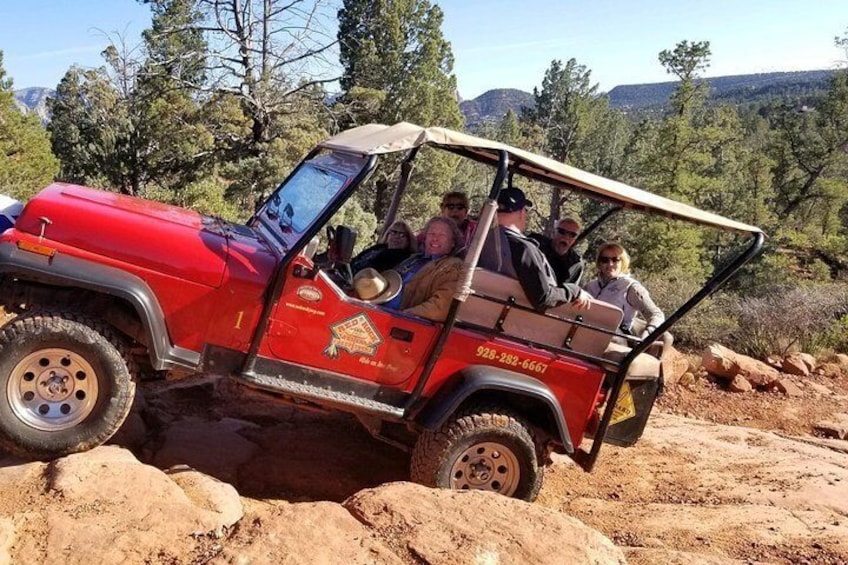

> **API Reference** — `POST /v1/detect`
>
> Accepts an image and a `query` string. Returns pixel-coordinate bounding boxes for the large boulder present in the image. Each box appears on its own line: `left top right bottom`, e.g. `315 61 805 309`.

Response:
781 354 811 376
701 343 780 387
4 446 243 564
344 482 627 564
210 500 403 564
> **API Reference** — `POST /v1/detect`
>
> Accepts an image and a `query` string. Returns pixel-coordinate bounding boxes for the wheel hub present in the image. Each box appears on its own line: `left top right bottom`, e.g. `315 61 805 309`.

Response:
449 442 521 496
40 370 72 400
468 457 495 482
7 348 99 431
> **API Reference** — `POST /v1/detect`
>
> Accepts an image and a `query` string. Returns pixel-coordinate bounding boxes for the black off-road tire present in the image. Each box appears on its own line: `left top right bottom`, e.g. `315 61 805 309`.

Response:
410 406 544 501
0 312 137 458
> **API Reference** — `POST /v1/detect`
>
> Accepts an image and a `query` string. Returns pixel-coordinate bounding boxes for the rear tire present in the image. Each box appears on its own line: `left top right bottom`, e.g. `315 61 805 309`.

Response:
410 406 544 501
0 312 136 458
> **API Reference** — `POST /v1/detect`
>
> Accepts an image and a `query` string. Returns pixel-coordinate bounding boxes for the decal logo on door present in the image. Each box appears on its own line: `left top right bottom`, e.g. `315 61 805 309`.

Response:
296 285 322 302
323 313 383 359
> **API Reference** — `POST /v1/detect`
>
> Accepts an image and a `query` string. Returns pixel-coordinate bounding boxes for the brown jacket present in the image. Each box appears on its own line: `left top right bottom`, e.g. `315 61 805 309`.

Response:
400 255 463 322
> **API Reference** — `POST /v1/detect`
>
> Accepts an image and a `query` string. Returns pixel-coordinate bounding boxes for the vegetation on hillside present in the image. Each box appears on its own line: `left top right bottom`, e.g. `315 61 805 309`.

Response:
2 4 848 357
0 52 58 200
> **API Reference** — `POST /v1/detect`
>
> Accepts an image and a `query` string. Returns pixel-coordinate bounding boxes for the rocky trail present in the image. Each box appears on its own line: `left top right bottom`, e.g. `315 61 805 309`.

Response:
0 365 846 564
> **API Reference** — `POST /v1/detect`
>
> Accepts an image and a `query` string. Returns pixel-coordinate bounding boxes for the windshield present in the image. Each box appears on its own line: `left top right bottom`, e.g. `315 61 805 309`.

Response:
265 166 345 233
253 152 369 253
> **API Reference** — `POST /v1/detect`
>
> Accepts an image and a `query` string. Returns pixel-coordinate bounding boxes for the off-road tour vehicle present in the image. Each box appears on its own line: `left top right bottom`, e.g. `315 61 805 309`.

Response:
0 123 763 500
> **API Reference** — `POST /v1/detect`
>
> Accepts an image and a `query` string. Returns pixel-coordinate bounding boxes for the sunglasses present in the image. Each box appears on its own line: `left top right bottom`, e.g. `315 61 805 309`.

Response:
556 228 579 238
443 203 467 210
599 256 621 264
387 229 408 237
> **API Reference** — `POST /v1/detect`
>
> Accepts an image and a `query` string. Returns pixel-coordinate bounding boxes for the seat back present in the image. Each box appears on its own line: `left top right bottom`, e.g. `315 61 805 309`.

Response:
457 268 623 358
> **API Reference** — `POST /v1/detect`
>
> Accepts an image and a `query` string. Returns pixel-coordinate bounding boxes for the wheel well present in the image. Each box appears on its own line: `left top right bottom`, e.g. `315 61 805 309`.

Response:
451 389 562 447
0 278 152 369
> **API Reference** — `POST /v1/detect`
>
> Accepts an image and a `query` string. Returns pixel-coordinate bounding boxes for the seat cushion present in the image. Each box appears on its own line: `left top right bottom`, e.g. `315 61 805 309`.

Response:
602 342 661 380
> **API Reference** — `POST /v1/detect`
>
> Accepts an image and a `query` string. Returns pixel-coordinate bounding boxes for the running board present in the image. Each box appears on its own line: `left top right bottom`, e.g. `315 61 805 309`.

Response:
234 371 406 419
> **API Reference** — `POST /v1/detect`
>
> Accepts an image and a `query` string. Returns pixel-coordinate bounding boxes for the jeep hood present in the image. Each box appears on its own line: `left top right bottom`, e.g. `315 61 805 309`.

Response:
15 183 232 287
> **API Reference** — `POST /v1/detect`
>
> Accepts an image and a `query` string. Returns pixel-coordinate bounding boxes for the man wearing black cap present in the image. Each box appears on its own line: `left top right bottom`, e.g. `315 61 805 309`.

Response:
492 187 590 311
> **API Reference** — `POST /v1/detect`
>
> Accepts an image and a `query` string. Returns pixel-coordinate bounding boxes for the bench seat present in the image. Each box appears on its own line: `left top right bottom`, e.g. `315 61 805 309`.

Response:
457 268 624 358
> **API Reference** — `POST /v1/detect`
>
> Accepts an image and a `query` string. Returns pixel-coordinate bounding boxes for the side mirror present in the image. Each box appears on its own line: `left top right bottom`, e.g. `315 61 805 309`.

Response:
332 225 357 264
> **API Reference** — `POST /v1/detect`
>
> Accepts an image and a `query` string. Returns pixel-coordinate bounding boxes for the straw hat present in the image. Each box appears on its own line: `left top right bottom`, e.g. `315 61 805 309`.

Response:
353 268 402 304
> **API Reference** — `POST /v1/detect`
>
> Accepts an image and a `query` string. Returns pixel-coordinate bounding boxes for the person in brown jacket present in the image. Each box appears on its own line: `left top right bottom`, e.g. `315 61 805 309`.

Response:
383 216 463 322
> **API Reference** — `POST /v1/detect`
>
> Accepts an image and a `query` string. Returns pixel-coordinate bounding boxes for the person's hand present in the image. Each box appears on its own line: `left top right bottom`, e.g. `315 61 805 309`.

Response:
571 289 591 310
640 326 656 339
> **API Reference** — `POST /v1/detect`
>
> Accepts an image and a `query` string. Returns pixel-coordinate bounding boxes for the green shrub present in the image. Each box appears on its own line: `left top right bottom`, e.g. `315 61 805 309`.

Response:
729 284 848 357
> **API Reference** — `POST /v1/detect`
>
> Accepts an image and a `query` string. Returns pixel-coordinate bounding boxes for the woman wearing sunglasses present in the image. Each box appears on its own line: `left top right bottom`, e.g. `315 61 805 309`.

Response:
350 220 417 273
584 242 664 338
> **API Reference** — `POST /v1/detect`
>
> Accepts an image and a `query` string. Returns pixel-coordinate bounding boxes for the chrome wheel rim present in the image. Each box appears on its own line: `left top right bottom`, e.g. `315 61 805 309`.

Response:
449 441 521 496
7 348 98 431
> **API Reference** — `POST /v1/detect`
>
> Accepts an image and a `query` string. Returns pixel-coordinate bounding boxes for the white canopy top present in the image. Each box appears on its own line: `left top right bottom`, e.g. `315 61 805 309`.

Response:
320 122 762 234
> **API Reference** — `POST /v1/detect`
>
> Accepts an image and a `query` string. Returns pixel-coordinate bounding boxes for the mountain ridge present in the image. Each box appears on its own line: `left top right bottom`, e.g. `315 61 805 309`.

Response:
460 69 836 126
13 69 837 127
13 87 54 124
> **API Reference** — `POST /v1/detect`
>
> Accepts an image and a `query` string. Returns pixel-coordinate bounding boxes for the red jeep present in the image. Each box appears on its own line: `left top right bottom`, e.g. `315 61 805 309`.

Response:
0 123 763 500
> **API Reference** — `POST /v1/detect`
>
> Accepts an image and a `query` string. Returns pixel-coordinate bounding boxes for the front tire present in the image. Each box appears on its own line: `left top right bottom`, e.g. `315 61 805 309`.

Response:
410 406 544 501
0 312 136 458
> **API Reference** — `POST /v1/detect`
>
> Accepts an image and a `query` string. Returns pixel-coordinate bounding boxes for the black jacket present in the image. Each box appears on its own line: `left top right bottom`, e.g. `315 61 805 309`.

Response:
502 227 580 310
529 233 583 285
351 244 412 273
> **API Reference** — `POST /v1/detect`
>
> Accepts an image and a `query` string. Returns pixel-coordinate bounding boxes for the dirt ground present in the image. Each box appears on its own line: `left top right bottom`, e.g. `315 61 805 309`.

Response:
657 354 848 437
142 362 848 565
1 359 846 564
536 359 848 565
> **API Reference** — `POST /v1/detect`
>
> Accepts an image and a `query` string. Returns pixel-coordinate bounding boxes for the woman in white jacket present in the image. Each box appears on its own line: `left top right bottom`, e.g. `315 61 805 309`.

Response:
583 242 664 338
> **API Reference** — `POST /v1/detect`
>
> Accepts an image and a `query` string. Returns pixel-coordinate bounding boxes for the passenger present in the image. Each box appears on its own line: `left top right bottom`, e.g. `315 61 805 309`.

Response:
360 217 463 322
491 187 590 311
583 243 664 338
530 217 584 284
350 220 416 273
417 191 477 248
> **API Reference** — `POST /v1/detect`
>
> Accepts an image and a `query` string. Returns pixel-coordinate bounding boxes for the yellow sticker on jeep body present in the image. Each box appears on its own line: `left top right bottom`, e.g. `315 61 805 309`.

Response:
610 382 637 425
474 345 549 375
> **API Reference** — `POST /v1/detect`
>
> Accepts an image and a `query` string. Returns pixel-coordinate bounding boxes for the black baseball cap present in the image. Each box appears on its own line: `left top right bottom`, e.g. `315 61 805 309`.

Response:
497 187 534 212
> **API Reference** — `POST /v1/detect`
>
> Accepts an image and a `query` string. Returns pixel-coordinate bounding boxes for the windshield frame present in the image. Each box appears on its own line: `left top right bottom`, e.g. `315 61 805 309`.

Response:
251 151 372 256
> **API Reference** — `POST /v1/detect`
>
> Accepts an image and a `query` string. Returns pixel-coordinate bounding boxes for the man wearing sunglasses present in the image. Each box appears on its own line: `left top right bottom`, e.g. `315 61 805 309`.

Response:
483 187 590 311
531 217 584 285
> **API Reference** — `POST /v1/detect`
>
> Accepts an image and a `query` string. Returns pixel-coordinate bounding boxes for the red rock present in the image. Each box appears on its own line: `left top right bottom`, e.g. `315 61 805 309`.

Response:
797 353 817 371
781 355 810 377
662 346 689 385
813 414 848 440
344 484 627 564
815 363 843 379
728 375 753 393
773 378 803 397
701 343 780 387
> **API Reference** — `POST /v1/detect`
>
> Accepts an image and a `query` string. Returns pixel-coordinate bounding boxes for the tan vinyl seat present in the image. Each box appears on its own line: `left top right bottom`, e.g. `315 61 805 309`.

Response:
601 342 661 380
457 268 624 358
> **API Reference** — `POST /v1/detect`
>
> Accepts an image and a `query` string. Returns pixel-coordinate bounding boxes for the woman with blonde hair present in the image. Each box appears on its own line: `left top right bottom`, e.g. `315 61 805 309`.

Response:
583 242 664 338
350 219 417 273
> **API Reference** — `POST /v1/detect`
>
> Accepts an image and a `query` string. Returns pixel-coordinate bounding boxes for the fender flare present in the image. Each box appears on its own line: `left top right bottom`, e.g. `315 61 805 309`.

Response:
415 365 573 453
0 241 200 371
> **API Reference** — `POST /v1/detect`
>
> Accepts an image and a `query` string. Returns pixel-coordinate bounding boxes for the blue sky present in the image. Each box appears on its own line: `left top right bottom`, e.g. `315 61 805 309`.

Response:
1 1 845 98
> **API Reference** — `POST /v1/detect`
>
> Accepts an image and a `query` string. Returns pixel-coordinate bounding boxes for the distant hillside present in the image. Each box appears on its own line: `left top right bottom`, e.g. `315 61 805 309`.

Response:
460 89 534 128
13 87 54 124
460 70 837 126
607 69 834 111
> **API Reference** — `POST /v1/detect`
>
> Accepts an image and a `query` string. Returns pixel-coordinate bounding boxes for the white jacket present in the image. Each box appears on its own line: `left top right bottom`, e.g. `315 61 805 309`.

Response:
584 274 664 333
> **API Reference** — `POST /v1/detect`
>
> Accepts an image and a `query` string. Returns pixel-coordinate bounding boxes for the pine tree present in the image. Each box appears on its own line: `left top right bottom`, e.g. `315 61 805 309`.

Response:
337 0 463 227
0 52 59 200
